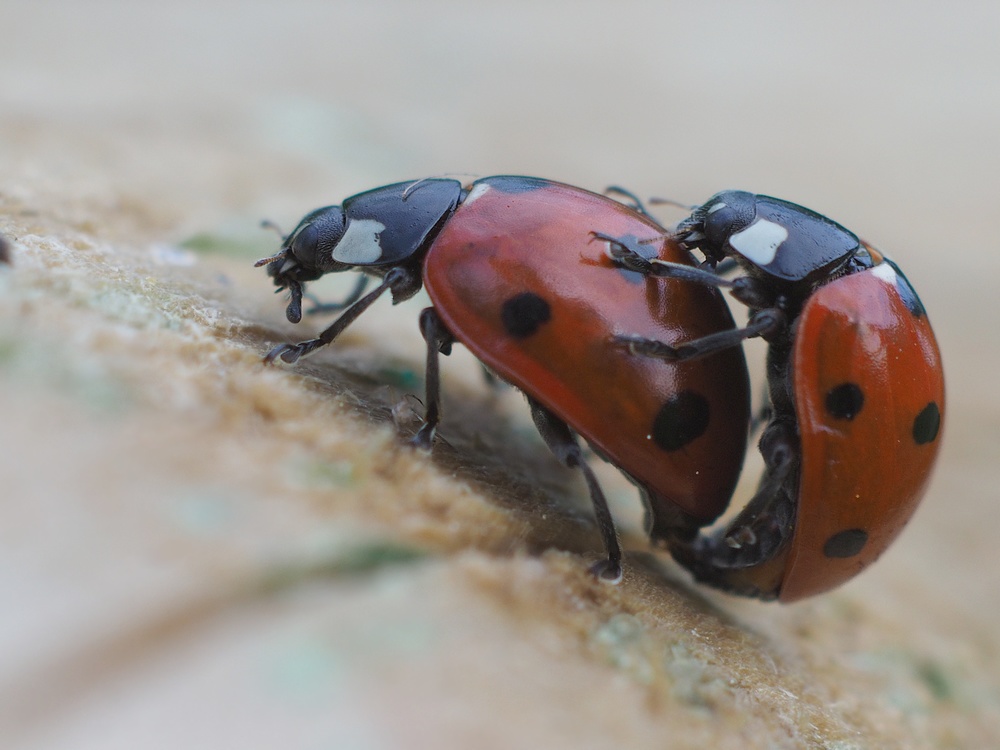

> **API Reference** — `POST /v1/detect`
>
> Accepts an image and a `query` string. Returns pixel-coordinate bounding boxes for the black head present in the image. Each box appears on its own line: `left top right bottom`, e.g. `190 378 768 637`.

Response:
680 190 759 266
255 206 351 323
256 179 463 323
676 190 860 286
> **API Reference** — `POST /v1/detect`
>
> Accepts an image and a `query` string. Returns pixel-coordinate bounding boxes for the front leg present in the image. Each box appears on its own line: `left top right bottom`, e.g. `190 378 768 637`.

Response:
303 274 370 316
603 186 652 216
264 266 418 365
596 231 779 312
592 232 734 288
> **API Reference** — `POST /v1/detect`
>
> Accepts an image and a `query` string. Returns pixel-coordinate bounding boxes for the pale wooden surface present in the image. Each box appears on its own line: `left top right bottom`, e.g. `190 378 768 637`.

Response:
2 3 998 748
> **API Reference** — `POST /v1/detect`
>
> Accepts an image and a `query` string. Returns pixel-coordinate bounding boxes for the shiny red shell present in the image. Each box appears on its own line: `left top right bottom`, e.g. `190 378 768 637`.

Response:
421 178 751 529
778 254 945 601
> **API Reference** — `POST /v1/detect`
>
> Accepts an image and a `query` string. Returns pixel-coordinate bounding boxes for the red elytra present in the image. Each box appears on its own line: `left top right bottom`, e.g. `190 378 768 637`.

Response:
780 250 945 601
422 181 750 529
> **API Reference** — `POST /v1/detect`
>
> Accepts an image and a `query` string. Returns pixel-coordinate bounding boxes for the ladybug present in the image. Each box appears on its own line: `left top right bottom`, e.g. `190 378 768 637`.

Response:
603 190 945 601
257 176 751 581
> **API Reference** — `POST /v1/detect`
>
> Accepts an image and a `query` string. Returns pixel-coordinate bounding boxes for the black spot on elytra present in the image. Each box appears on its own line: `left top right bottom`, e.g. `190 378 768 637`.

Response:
912 402 941 445
884 259 926 317
481 176 549 194
825 383 864 420
500 292 551 338
652 391 710 451
823 528 868 558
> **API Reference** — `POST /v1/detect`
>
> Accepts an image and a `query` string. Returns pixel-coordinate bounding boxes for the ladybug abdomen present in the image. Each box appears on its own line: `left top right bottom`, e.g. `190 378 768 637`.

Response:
781 257 945 601
423 177 751 525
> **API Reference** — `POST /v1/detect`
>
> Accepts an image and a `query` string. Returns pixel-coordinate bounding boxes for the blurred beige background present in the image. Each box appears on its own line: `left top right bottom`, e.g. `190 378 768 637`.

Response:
2 2 998 748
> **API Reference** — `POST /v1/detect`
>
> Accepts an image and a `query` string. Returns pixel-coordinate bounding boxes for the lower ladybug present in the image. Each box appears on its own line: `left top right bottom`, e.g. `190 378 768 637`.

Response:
257 176 750 581
603 190 944 601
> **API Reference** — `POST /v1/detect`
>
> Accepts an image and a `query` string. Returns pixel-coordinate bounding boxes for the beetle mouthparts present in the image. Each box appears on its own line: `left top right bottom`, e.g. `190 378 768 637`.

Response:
285 280 304 323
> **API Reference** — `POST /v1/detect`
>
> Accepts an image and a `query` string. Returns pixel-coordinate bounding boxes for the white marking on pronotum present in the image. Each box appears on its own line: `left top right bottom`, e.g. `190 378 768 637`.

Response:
331 219 387 264
870 261 898 287
463 182 491 206
706 201 727 214
728 219 788 266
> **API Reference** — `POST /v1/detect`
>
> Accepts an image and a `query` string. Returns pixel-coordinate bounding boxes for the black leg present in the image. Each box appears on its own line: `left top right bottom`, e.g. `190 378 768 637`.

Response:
527 398 623 582
712 257 740 275
598 231 779 311
304 274 371 316
264 266 418 365
749 388 773 436
615 307 786 363
603 186 651 216
716 422 797 558
593 232 735 288
673 421 797 574
411 307 455 450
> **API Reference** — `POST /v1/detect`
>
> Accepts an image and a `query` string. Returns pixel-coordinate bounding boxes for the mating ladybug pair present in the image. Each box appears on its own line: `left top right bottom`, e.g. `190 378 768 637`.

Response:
257 176 944 602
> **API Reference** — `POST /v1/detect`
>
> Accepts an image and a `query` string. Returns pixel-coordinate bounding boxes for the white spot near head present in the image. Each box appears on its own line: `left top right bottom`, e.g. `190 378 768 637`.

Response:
331 218 386 265
870 261 898 287
463 182 491 206
728 218 788 266
707 201 727 214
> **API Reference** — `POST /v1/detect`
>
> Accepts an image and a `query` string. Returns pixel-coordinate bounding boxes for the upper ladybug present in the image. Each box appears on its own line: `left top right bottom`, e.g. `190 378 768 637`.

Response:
604 190 944 601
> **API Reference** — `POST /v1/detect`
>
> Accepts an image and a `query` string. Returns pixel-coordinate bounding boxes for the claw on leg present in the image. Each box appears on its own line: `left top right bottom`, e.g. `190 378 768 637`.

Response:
264 343 305 365
588 557 624 584
613 334 683 362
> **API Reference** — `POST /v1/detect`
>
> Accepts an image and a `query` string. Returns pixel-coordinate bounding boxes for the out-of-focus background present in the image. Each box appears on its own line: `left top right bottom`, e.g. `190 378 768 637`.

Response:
2 2 998 748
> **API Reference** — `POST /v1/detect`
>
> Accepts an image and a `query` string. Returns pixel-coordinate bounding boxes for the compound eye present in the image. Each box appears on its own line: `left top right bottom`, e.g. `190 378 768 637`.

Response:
699 191 757 252
289 222 320 267
283 206 347 273
702 201 741 247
